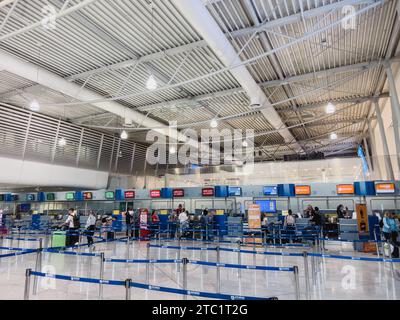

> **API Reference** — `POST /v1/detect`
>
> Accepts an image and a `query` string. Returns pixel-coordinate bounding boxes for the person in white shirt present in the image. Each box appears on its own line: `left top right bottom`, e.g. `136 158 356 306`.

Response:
85 211 97 248
0 209 3 227
178 211 189 236
63 209 79 246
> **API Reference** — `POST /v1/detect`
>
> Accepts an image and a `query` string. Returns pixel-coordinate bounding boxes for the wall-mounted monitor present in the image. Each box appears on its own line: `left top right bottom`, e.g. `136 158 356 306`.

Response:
105 191 115 200
336 184 354 195
124 191 135 199
83 192 93 200
263 185 278 196
295 185 311 195
0 195 4 201
173 189 185 197
150 190 161 198
66 192 75 201
46 193 55 201
11 195 19 201
375 183 396 194
202 188 214 197
228 186 242 197
255 200 277 213
26 194 35 201
19 203 31 212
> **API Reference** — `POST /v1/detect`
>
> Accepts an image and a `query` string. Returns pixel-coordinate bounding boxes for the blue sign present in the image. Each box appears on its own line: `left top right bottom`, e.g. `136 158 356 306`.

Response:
228 187 242 197
255 200 277 213
357 146 369 176
263 185 278 196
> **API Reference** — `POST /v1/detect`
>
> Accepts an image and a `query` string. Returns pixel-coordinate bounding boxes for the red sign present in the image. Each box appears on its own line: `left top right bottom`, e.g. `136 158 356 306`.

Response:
83 192 93 200
150 190 161 198
173 189 185 197
202 188 214 197
124 191 135 199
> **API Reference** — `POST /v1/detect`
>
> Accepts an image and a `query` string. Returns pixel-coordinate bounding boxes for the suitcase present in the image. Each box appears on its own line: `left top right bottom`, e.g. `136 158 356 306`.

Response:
107 231 115 240
52 231 66 248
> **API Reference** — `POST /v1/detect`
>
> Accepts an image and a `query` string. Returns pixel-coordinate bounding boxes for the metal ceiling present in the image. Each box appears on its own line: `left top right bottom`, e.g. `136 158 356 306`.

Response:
0 0 398 161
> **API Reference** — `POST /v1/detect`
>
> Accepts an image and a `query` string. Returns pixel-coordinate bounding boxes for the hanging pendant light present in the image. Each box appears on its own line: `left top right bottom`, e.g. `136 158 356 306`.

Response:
120 130 128 140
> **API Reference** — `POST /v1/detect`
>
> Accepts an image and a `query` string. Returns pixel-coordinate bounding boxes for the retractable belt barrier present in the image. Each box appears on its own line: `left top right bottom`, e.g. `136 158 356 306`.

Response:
0 250 36 259
27 270 275 300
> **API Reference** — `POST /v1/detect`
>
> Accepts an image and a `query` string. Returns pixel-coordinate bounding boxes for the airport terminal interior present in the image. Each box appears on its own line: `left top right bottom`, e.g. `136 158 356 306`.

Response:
1 0 400 302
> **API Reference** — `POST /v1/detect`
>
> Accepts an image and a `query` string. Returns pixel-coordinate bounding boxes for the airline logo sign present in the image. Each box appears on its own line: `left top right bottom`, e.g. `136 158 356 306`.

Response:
202 188 214 197
150 190 161 198
295 185 311 196
337 184 354 195
376 183 396 194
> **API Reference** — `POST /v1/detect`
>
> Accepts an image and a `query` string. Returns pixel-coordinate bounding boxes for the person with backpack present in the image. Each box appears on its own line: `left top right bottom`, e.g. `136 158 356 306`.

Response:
63 208 80 246
85 211 96 249
382 212 400 258
284 210 296 241
125 208 134 239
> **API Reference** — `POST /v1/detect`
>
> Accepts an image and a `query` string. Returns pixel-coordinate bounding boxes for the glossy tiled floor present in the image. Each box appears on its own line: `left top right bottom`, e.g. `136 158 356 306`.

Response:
0 235 399 300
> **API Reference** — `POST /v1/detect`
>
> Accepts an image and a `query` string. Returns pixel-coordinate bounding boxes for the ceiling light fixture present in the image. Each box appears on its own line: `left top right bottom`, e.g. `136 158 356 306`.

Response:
58 138 66 147
242 140 248 147
120 130 128 140
29 100 40 112
330 132 338 140
210 118 218 128
169 146 176 154
325 102 336 114
146 74 158 90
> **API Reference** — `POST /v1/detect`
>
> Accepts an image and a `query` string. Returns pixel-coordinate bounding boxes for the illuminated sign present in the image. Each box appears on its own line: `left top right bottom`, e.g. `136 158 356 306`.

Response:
150 190 161 198
263 185 278 196
202 188 214 197
83 192 93 200
0 195 4 201
105 191 115 200
375 183 396 194
228 187 242 197
295 185 311 195
66 192 75 201
173 189 185 197
337 184 355 195
26 194 35 201
124 191 135 199
46 193 55 201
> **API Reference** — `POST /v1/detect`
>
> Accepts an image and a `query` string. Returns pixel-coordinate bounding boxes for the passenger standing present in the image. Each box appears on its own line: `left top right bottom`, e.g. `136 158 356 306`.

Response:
337 205 345 219
85 211 96 248
178 210 189 238
125 208 134 239
169 211 178 238
63 209 80 246
200 210 209 240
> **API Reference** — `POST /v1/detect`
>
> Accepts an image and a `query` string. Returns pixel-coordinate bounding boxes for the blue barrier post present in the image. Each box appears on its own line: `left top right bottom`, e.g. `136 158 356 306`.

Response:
99 252 105 300
146 244 150 285
303 251 310 300
33 238 43 295
293 266 300 300
125 278 131 300
182 257 188 300
24 269 32 300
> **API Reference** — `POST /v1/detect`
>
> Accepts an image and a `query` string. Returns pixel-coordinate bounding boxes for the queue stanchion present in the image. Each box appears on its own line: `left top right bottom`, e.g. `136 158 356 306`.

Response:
278 227 282 245
182 258 188 300
33 238 43 295
146 243 151 285
293 266 301 300
158 224 161 246
253 234 257 265
373 227 380 258
24 269 32 300
311 246 316 286
303 251 311 300
99 252 105 300
125 278 131 300
126 235 131 260
216 246 221 294
237 241 242 278
78 230 83 253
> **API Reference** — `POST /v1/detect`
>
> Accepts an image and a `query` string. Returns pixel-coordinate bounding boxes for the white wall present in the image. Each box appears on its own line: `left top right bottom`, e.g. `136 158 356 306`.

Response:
0 157 109 190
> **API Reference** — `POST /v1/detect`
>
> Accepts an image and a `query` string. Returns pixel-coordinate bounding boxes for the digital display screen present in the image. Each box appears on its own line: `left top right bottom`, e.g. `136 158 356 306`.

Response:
202 188 214 197
337 184 354 195
66 192 75 201
83 192 93 200
263 185 278 196
46 193 55 201
12 195 19 201
26 194 35 201
124 191 135 199
150 190 161 198
295 185 311 195
19 204 31 212
255 200 277 213
228 187 242 197
105 191 115 200
375 183 396 194
0 195 4 201
173 189 185 197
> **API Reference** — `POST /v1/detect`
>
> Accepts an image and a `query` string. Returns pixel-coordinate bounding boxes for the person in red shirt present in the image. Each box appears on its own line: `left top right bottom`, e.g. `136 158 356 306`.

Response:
151 210 160 223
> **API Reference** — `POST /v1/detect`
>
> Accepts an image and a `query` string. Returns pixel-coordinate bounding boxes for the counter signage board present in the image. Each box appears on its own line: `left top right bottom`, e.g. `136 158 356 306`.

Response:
124 191 135 199
248 204 261 230
150 190 161 198
105 191 115 200
202 188 214 197
295 185 311 195
26 194 35 201
46 193 55 201
66 192 75 201
0 195 4 201
356 204 369 235
337 184 354 195
375 183 395 194
173 189 184 197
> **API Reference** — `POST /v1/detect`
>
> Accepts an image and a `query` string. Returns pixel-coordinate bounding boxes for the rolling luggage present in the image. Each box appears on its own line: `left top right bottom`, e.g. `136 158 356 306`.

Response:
52 231 66 248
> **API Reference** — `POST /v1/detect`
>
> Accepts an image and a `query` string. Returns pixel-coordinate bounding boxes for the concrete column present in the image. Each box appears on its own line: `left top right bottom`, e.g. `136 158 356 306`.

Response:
367 120 382 179
374 99 395 180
